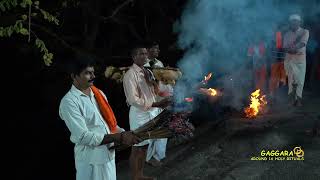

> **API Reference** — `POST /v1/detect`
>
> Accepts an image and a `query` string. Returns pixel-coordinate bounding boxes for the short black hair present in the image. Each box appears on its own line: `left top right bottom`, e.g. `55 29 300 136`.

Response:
67 53 96 75
131 43 147 57
146 41 159 49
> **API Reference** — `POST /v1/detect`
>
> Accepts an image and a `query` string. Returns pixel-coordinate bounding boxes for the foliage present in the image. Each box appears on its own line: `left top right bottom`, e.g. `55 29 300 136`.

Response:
0 0 60 66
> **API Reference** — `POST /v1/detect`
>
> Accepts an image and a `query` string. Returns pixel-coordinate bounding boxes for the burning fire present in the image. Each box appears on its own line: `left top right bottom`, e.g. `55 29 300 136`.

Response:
199 88 217 97
244 89 267 118
202 72 213 84
184 97 193 102
207 88 217 96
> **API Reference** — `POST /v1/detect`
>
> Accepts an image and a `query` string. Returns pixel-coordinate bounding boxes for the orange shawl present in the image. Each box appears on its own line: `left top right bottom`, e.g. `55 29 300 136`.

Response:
91 86 117 133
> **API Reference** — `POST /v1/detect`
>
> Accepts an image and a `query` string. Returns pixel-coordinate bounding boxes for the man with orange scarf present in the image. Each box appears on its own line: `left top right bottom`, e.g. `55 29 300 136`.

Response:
268 24 287 103
59 54 141 180
247 38 267 93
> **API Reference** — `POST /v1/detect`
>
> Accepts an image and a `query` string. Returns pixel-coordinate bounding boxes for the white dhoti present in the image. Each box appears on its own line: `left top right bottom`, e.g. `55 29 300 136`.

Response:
129 106 164 146
146 138 167 161
284 59 306 98
144 82 171 161
75 161 116 180
129 106 168 160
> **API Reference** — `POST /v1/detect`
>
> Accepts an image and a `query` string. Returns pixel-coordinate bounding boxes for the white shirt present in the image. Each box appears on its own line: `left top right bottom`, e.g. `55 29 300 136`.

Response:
59 85 115 164
283 27 309 62
123 64 163 131
123 64 158 110
144 58 164 68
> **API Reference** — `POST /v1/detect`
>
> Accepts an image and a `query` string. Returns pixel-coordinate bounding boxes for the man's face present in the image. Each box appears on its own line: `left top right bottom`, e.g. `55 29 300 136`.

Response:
289 20 301 31
148 45 160 59
72 66 95 88
133 48 148 66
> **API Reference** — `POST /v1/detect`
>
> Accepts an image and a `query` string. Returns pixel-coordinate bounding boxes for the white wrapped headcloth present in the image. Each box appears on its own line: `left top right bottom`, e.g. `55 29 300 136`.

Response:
289 14 301 21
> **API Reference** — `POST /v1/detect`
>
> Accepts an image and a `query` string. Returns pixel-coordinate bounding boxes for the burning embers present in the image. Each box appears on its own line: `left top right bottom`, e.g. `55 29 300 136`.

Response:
244 89 267 118
199 73 218 97
199 88 217 96
184 72 218 103
202 72 213 84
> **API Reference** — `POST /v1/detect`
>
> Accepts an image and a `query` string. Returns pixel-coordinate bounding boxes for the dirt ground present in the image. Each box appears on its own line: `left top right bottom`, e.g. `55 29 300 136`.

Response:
117 87 320 180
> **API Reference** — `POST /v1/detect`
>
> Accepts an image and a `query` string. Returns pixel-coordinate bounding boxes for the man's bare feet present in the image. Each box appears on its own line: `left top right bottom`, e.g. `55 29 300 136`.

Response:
295 97 302 107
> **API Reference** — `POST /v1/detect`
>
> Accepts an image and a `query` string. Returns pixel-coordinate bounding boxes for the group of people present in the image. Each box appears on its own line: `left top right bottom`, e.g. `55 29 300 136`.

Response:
59 42 171 180
248 14 309 106
58 13 310 180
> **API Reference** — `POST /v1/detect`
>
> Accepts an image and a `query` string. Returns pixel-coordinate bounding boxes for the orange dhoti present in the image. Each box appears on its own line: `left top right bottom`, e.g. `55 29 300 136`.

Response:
269 62 287 94
255 65 267 92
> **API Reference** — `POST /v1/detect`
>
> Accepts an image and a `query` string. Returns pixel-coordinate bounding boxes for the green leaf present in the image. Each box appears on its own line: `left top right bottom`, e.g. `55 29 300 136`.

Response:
25 0 33 6
34 1 39 6
21 14 28 20
35 39 41 48
39 8 60 25
7 26 13 37
40 9 47 19
4 1 10 9
0 3 5 11
20 2 26 8
47 53 53 59
44 59 52 66
12 0 18 7
3 29 7 36
18 22 23 29
14 24 19 33
19 28 29 35
0 30 3 37
44 53 53 66
54 19 59 25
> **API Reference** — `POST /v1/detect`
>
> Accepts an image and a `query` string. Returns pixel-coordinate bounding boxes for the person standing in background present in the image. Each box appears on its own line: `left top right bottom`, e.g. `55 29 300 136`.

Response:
283 14 309 106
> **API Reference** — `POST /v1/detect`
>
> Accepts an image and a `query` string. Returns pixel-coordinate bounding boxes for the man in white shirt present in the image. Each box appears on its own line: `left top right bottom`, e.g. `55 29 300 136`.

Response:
123 45 171 180
59 55 141 180
145 42 165 68
283 14 309 106
144 42 172 166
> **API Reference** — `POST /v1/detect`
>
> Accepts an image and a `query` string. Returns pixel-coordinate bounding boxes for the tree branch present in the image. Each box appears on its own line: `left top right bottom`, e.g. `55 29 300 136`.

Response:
111 17 143 40
102 0 133 21
28 4 31 42
28 22 75 51
144 12 149 39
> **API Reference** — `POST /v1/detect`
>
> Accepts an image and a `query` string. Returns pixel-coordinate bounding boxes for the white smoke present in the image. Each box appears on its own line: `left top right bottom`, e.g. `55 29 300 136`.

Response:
174 0 320 110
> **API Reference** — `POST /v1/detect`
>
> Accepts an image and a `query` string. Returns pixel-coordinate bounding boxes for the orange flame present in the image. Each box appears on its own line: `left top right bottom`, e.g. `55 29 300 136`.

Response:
202 72 213 84
184 97 193 102
199 88 217 96
207 88 217 96
244 89 267 118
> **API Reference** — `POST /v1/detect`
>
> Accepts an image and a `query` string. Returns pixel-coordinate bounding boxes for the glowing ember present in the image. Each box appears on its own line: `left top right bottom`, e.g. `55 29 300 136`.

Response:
202 72 213 84
244 89 267 118
184 97 193 102
207 88 217 96
199 88 218 96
